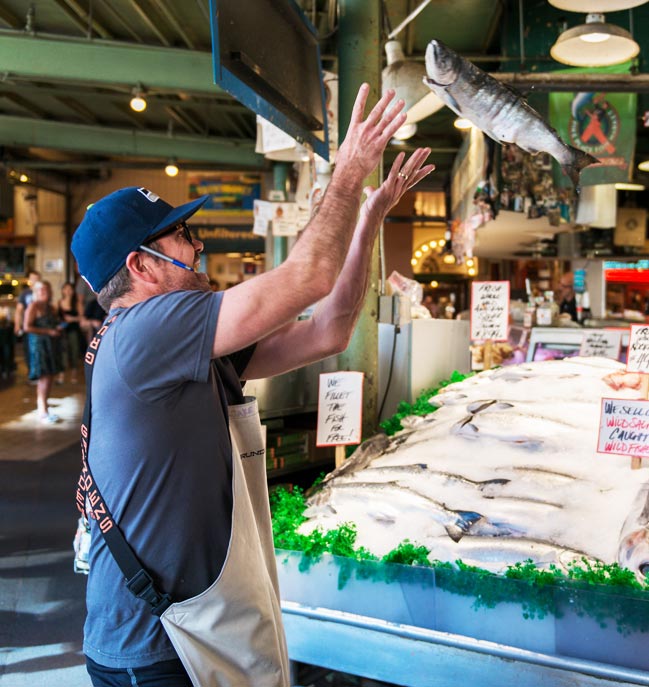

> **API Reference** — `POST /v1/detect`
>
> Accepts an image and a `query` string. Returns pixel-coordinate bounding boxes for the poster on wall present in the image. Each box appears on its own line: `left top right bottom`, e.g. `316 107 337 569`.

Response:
549 73 637 187
193 225 265 253
188 173 262 221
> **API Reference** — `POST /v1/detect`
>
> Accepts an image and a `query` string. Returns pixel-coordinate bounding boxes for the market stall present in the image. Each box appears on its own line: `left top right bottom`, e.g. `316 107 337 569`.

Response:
274 355 649 686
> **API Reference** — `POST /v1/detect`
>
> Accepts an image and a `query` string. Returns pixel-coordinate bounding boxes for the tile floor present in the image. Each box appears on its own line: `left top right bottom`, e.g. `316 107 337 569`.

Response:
0 353 89 687
0 359 84 463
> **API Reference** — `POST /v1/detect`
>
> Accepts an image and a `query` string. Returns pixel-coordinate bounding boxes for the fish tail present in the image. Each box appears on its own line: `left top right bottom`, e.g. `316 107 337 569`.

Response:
561 145 599 189
445 524 465 543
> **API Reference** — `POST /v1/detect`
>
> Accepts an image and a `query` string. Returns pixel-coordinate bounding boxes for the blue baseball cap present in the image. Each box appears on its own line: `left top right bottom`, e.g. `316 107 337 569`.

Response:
71 187 209 293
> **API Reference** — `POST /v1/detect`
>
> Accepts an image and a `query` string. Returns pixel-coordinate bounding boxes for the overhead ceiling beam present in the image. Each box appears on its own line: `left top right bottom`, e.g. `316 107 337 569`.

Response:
0 116 265 168
125 0 171 47
0 2 21 28
0 82 249 113
147 0 196 49
52 0 113 39
0 30 222 95
495 72 649 93
1 92 49 118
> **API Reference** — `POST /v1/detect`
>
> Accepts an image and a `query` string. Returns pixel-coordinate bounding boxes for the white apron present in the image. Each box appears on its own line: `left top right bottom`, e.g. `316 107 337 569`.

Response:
160 397 289 687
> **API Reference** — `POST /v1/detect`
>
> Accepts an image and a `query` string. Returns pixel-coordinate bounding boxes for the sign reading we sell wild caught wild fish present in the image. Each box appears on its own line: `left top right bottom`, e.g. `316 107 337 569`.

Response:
626 325 649 373
598 398 649 458
316 372 364 447
470 281 510 342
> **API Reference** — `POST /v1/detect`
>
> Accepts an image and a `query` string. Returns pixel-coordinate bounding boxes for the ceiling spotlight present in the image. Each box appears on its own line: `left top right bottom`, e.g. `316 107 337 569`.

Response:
164 158 179 177
638 160 649 172
130 85 147 112
381 40 445 126
454 117 473 130
19 173 29 183
550 13 639 67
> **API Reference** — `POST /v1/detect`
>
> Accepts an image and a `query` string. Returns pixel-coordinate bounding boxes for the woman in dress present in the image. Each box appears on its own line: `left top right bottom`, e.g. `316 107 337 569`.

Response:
24 280 64 424
57 280 83 383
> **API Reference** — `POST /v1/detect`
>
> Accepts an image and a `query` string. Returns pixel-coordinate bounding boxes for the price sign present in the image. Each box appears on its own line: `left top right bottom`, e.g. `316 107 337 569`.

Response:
470 281 510 342
627 325 649 372
597 398 649 457
316 372 364 447
580 330 622 360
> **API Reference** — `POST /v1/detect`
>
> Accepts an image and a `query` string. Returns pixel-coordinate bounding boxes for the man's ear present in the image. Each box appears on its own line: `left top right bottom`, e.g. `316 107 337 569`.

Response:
124 251 158 284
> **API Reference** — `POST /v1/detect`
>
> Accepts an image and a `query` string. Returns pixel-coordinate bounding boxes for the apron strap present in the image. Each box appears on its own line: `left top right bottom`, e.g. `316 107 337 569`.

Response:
75 313 172 616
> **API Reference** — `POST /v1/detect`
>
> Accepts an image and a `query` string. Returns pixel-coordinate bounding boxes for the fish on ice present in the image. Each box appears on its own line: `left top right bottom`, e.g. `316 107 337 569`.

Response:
299 358 649 579
423 39 598 187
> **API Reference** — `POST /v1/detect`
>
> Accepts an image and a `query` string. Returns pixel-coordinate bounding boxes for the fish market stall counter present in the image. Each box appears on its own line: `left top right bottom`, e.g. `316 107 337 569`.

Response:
275 357 649 686
278 552 649 687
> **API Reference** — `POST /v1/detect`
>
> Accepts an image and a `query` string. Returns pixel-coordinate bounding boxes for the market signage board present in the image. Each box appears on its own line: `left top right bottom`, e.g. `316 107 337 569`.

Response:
597 398 649 457
580 329 622 360
316 372 364 446
626 325 649 372
470 281 510 342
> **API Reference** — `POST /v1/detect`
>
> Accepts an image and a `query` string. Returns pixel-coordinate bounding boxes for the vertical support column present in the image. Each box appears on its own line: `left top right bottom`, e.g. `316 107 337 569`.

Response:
336 0 382 440
272 162 290 268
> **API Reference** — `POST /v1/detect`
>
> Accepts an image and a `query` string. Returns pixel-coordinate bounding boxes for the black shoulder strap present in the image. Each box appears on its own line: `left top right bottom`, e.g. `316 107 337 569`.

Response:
75 315 172 616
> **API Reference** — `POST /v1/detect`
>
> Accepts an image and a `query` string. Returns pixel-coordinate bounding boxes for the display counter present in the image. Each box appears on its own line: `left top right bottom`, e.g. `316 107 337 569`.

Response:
278 551 649 687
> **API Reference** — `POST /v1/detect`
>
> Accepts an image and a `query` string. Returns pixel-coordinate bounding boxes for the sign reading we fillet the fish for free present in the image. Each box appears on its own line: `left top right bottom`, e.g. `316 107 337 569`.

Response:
316 372 364 447
626 325 649 373
470 281 510 342
598 398 649 458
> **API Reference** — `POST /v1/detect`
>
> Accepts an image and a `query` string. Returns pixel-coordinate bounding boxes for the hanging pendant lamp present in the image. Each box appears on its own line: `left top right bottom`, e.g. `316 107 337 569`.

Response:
550 12 640 67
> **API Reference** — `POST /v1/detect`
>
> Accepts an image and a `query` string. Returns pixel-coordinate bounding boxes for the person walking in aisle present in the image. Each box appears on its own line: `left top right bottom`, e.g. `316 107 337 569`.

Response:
71 83 434 687
14 269 41 379
23 280 64 424
57 280 83 383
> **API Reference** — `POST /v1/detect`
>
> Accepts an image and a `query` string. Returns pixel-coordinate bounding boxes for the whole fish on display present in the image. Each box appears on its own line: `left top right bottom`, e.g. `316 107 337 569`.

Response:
423 39 598 187
300 357 649 581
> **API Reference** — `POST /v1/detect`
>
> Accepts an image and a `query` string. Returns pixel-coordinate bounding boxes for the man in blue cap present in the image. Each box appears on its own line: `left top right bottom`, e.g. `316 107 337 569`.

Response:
72 84 433 687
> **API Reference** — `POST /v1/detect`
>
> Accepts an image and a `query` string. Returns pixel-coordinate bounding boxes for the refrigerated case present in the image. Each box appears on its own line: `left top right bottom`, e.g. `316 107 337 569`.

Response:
525 326 629 363
378 318 471 422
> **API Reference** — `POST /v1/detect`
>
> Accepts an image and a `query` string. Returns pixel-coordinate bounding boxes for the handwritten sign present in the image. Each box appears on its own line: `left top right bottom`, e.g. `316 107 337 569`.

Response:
627 325 649 372
470 281 510 342
580 329 622 360
316 372 364 447
598 398 649 457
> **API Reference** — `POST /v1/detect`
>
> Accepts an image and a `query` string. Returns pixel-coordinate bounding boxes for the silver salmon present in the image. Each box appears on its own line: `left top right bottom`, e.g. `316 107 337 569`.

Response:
424 39 598 187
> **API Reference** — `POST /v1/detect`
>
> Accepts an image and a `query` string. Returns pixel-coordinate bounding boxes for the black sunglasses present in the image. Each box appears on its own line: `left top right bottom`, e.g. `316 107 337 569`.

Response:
146 221 194 246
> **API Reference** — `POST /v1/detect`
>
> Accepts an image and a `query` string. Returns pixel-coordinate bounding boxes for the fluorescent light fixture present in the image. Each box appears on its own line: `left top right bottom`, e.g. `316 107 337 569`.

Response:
130 85 147 112
454 117 473 130
164 159 179 177
381 40 445 125
638 160 649 172
550 13 639 67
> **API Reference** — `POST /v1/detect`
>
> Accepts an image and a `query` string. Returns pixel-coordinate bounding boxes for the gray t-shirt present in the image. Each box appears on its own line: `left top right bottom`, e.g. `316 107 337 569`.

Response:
83 289 254 668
